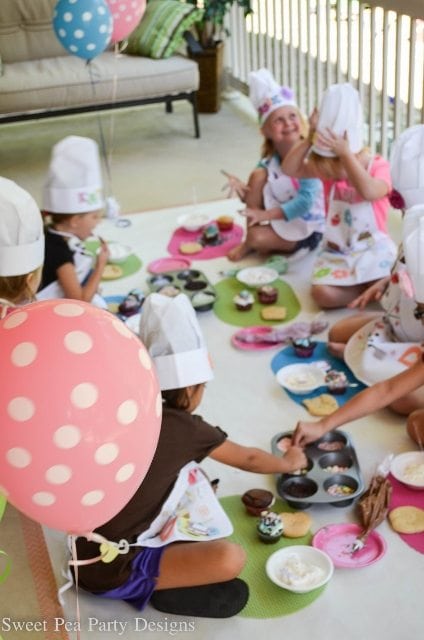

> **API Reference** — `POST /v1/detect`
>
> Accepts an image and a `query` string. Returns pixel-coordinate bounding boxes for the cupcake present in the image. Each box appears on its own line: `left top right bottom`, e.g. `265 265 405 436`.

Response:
234 289 254 311
216 215 234 232
241 489 275 516
257 511 284 544
202 223 220 245
325 369 348 394
292 337 317 358
257 285 278 304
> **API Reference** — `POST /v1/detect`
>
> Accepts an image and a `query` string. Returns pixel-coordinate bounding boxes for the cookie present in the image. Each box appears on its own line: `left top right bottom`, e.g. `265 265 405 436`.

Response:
280 512 312 538
303 394 339 416
102 264 123 280
179 242 203 255
261 305 286 321
388 506 424 534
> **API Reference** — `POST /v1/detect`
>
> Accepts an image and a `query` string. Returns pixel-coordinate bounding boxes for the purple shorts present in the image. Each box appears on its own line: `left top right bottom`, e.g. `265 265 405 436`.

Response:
97 547 165 610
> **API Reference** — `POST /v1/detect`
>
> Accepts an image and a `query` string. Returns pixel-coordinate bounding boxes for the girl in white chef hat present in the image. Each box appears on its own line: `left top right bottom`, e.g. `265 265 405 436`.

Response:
226 68 325 261
37 136 109 308
282 83 397 309
75 292 307 617
326 125 424 412
0 177 44 318
292 126 424 448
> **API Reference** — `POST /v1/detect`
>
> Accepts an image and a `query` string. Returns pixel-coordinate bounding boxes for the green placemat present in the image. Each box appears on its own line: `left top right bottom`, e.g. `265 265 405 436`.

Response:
85 240 142 280
213 277 301 327
220 496 326 618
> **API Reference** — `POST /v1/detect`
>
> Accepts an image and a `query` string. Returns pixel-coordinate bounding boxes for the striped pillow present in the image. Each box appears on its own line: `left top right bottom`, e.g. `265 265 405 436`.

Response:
126 0 203 59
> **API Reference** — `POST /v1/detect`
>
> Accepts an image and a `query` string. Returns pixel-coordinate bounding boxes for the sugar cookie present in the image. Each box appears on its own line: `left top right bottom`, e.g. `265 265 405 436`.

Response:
179 242 203 255
388 506 424 534
280 512 312 538
102 264 123 280
303 394 338 416
261 305 286 321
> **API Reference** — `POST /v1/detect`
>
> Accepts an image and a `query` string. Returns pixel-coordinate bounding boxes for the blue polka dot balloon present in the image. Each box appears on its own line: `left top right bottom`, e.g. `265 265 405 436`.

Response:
53 0 113 60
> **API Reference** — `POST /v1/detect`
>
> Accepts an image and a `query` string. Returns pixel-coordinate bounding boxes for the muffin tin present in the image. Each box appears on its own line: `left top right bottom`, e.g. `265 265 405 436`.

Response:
146 269 217 311
271 430 364 509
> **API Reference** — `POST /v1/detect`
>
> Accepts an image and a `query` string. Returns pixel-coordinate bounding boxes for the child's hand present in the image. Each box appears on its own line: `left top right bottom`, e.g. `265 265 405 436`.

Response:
315 129 351 158
241 207 268 227
221 170 250 201
282 445 308 472
96 238 110 269
348 276 389 309
292 421 325 447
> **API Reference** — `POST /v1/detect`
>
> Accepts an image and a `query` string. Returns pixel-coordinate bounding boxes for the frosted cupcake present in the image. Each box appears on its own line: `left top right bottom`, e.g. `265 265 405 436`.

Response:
257 511 284 544
234 289 254 311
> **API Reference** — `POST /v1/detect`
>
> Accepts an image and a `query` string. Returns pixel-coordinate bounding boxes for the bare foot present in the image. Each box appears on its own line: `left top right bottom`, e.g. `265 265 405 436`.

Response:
327 341 346 359
227 242 253 262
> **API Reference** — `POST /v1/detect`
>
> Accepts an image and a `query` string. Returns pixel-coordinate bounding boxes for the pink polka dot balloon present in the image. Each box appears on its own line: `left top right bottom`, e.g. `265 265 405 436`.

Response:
0 300 161 535
106 0 146 43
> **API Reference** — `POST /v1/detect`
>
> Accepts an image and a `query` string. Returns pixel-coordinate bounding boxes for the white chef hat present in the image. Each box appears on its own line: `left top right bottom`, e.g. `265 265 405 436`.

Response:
0 177 44 277
139 293 214 391
249 68 297 126
42 136 104 214
312 83 364 157
402 204 424 303
390 125 424 209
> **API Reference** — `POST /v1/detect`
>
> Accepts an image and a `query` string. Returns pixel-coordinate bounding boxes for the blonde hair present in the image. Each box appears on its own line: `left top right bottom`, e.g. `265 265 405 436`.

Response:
307 148 369 180
261 107 309 159
0 266 42 304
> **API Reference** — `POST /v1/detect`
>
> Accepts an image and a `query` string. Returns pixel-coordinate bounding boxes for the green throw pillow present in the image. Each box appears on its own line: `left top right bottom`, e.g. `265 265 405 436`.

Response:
126 0 203 59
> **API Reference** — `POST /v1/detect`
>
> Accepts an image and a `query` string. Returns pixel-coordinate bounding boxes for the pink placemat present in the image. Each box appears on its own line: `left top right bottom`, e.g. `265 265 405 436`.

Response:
167 222 244 260
388 473 424 554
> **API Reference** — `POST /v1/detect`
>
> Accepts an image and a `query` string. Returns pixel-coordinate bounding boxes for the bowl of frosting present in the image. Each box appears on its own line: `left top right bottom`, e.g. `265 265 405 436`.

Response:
266 545 334 593
276 363 326 395
390 451 424 490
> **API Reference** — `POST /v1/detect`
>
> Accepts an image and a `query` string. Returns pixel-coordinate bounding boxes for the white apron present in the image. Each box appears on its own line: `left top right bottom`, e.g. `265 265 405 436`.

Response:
344 248 424 385
312 171 396 285
263 156 325 242
37 231 107 309
135 462 233 548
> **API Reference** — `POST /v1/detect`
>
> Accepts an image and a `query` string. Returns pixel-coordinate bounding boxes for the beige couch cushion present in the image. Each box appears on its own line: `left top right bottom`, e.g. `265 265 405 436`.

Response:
0 0 66 63
0 53 199 114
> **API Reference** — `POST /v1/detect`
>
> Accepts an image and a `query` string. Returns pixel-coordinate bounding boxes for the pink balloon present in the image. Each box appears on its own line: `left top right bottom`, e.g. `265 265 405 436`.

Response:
0 300 161 535
106 0 146 43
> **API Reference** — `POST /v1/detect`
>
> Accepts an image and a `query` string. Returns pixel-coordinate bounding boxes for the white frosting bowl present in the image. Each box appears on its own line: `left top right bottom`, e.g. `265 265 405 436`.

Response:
276 363 326 395
266 545 334 593
106 243 132 264
177 213 210 232
390 451 424 490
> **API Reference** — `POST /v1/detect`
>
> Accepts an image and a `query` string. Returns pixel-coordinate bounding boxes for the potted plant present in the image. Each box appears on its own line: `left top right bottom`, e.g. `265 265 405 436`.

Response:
184 0 252 113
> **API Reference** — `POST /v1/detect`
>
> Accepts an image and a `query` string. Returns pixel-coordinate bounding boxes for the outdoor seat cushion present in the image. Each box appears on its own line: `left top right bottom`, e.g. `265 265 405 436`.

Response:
0 52 199 114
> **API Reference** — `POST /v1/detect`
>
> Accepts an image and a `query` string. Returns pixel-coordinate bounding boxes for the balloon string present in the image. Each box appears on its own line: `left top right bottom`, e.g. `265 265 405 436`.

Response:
70 536 81 640
87 61 113 197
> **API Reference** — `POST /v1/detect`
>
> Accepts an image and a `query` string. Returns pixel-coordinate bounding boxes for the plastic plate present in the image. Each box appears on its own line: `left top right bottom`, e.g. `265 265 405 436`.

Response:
312 523 387 568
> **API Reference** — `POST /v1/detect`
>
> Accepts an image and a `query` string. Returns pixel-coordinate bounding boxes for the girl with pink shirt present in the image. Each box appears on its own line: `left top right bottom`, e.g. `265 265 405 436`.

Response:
282 83 397 309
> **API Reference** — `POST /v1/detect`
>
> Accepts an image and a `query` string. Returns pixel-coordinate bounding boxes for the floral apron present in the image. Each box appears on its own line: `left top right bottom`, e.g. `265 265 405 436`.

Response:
37 230 107 309
312 170 396 285
345 248 424 385
263 156 324 242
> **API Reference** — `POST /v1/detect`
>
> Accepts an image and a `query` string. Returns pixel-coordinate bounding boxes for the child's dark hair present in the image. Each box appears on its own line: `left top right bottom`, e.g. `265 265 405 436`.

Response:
162 384 204 410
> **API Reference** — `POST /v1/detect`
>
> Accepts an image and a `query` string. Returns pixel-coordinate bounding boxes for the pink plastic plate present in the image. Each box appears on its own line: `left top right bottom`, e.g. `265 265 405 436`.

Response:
147 257 191 274
231 326 282 351
312 523 386 568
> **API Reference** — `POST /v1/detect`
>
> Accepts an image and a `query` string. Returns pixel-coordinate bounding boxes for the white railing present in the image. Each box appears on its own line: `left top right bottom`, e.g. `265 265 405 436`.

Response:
226 0 424 157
